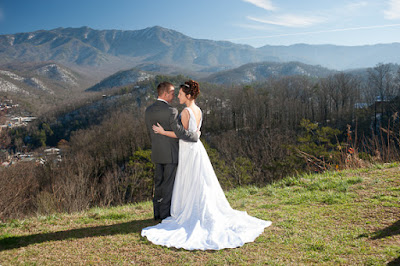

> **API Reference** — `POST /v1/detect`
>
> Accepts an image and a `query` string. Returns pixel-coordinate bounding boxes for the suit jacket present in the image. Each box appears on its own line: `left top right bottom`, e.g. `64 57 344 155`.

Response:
145 100 198 164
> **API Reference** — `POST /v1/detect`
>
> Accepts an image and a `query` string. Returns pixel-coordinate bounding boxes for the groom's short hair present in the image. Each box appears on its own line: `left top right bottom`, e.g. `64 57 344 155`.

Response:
157 82 174 96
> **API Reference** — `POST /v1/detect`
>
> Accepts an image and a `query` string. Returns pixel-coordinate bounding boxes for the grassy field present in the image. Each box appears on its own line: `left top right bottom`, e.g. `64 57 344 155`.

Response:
1 163 399 265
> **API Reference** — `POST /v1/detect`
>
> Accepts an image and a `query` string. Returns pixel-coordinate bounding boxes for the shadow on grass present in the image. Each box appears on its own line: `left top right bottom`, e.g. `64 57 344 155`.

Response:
371 220 400 240
0 218 157 251
387 256 400 266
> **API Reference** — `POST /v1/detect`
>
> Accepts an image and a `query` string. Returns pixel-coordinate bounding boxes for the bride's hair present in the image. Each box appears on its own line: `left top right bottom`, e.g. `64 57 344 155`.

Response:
181 80 200 99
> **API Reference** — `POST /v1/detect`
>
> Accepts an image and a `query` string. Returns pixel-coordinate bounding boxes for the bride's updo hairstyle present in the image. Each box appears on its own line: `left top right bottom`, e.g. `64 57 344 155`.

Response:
180 80 200 99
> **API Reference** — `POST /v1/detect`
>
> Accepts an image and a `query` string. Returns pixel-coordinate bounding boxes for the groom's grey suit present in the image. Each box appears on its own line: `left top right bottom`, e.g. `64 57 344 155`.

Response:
145 99 198 220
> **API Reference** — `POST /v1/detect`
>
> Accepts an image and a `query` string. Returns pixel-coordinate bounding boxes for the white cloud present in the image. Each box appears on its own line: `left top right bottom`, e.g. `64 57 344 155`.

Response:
242 0 276 11
384 0 400 19
236 23 273 30
345 1 368 10
227 23 400 41
247 14 325 28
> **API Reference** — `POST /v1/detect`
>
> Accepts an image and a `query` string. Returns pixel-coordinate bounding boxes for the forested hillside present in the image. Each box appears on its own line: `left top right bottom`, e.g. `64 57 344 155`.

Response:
1 63 400 221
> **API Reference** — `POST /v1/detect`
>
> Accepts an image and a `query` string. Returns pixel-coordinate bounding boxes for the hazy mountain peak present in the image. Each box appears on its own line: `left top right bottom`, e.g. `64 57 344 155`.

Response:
205 61 334 84
36 63 78 86
86 68 154 92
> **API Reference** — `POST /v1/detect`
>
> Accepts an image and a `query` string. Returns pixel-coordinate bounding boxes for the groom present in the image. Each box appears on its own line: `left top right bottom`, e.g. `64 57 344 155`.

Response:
145 82 199 220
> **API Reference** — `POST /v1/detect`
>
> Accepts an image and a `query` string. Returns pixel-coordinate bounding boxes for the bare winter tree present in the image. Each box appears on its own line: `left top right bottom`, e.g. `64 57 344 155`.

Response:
368 63 396 114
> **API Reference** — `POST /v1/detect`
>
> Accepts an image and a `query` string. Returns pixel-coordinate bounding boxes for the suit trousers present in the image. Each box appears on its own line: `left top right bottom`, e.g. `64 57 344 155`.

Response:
153 163 178 220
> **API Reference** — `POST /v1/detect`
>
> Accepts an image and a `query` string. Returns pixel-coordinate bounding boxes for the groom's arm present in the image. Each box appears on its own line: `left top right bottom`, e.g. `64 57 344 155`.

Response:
169 108 198 142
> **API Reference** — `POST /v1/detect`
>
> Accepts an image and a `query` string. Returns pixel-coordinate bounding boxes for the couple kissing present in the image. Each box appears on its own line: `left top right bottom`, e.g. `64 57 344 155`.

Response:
142 80 271 250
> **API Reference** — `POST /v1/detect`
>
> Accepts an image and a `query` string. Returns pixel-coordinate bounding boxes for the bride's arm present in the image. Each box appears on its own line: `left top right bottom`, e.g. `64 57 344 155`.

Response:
152 123 177 138
180 109 190 130
153 109 190 138
169 107 198 142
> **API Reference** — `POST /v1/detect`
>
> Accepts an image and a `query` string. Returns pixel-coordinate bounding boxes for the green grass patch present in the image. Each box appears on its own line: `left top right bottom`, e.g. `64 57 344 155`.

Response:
0 164 399 264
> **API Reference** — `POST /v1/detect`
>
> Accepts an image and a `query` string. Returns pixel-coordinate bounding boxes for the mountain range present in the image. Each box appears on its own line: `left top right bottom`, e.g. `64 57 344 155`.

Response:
84 61 336 92
1 26 400 78
1 25 400 96
0 26 260 78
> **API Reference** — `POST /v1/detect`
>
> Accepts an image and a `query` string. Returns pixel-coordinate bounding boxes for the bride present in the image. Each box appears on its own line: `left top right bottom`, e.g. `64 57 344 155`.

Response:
141 80 271 250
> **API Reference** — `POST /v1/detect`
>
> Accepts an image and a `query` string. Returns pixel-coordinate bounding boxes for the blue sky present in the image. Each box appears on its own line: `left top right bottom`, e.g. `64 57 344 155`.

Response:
1 0 400 47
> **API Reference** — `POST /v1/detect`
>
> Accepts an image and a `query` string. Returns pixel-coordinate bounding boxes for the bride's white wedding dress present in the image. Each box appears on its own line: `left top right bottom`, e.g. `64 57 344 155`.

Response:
141 107 271 250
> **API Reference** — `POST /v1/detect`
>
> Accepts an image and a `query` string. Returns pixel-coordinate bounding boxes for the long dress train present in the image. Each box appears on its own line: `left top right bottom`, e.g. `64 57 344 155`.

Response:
141 107 271 250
